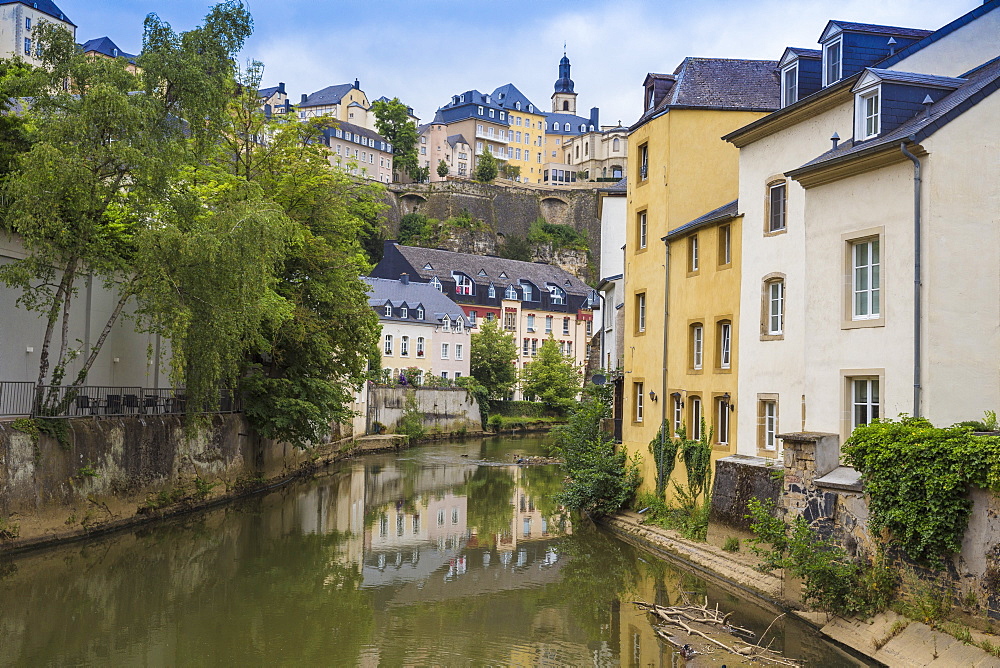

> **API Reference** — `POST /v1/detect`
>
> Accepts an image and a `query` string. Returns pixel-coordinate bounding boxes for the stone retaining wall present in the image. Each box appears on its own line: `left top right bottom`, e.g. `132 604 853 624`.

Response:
709 454 783 530
367 386 482 436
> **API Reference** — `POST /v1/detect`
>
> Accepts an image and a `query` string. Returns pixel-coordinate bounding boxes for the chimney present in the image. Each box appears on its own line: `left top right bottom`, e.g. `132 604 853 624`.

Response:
300 93 308 104
354 78 360 89
922 95 934 118
590 107 600 128
400 273 409 285
831 132 840 150
887 37 897 56
277 82 285 95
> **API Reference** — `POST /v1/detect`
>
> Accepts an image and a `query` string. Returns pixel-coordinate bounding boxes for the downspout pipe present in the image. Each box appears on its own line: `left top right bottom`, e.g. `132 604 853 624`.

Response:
659 237 670 495
901 141 922 418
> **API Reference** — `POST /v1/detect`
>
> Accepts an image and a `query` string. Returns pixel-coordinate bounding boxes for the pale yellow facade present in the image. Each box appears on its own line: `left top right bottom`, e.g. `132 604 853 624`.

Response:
504 108 547 184
622 108 768 493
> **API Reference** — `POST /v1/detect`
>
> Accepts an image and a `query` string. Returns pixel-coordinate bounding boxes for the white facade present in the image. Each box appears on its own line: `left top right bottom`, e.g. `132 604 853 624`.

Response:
598 185 626 370
0 2 74 66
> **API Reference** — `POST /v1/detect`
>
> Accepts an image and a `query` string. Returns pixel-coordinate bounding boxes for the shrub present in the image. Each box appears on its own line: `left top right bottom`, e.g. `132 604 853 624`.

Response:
395 390 425 440
723 536 741 552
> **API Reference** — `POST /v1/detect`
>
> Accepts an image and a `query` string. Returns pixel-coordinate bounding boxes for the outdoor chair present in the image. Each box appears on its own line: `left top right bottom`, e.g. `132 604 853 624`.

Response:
105 394 122 415
123 394 140 414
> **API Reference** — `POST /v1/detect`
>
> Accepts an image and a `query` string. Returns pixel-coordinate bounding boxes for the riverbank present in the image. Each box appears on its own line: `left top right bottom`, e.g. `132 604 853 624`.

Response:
601 511 1000 666
0 429 409 555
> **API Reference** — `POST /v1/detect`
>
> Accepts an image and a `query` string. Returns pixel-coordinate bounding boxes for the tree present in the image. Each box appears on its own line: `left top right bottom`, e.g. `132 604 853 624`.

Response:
398 212 430 246
499 161 520 180
474 148 498 183
0 3 260 413
411 165 430 183
470 318 518 400
371 97 419 181
520 337 581 413
436 159 449 178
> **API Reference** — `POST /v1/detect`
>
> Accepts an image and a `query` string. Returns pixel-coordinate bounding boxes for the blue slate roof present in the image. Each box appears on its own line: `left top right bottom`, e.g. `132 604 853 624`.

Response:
447 134 469 147
300 83 355 108
435 89 510 125
598 177 627 194
0 0 73 26
666 200 739 240
491 83 541 114
546 112 594 135
788 56 1000 177
877 0 1000 70
787 47 821 59
322 120 390 151
822 20 933 41
258 85 281 99
364 277 470 326
863 69 966 89
80 36 135 62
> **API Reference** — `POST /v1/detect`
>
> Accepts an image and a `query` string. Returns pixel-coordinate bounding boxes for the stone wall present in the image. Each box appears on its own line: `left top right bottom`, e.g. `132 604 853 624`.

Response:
778 431 1000 620
367 386 482 436
710 454 783 530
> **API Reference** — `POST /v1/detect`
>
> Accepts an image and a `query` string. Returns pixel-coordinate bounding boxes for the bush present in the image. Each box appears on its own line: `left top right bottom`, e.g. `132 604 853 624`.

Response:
491 400 550 418
527 219 588 252
747 498 895 617
395 390 425 440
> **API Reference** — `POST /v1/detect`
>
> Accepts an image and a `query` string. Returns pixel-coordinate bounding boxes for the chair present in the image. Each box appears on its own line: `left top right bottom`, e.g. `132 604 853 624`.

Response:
123 394 140 414
105 394 122 415
75 395 92 416
144 395 159 414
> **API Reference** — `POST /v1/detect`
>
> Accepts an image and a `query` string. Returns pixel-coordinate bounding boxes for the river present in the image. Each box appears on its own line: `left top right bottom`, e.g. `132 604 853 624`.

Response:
0 434 869 666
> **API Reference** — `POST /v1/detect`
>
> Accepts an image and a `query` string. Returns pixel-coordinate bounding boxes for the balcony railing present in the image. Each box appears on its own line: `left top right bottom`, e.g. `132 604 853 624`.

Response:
0 382 239 418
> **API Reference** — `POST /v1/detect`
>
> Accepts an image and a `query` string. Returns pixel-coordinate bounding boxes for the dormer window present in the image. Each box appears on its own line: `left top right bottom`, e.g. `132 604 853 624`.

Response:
520 282 534 301
416 307 424 319
442 317 451 333
498 271 508 279
460 95 466 103
384 304 392 317
782 63 798 107
500 112 505 120
489 109 495 118
477 268 487 277
515 101 521 110
488 283 496 299
431 277 442 292
528 104 533 113
454 272 474 296
455 319 464 333
401 306 408 318
823 37 842 86
548 285 566 305
858 88 880 140
505 285 518 300
423 263 433 270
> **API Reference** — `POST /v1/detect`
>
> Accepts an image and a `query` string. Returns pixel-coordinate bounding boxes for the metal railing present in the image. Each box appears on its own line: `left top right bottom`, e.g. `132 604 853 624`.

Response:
0 382 240 418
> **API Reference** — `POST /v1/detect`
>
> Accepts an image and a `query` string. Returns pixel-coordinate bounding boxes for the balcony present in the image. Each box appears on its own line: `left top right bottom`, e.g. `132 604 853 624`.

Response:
0 382 240 418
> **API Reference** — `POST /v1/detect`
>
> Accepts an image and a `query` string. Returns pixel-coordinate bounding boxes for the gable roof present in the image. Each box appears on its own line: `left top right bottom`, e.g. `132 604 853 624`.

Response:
820 20 933 42
258 85 282 99
876 0 1000 70
598 176 627 194
323 119 389 147
491 83 541 113
788 57 1000 180
633 57 779 129
1 0 73 26
80 36 136 62
386 244 592 295
447 134 469 147
363 277 469 325
300 83 355 108
856 68 966 90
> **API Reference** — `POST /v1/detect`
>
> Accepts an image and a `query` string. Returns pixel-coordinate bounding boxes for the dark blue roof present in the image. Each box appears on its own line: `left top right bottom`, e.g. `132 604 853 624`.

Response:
554 53 574 94
364 277 469 325
80 36 135 62
436 89 510 125
822 20 933 41
1 0 74 26
300 83 355 108
491 83 541 113
545 112 593 135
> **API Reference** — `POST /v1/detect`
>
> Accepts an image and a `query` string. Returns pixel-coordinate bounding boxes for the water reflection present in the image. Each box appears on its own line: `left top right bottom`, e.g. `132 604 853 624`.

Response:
0 436 867 666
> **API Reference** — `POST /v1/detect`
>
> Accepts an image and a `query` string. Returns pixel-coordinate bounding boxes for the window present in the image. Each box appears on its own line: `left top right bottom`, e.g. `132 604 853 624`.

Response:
823 37 842 85
505 284 518 300
384 334 393 355
545 316 553 334
759 399 778 450
635 382 644 422
401 306 408 319
851 377 880 430
613 137 620 151
25 17 30 30
638 143 648 181
488 283 496 299
782 63 798 107
441 371 448 379
400 336 410 356
456 344 464 360
531 339 538 356
455 273 474 296
441 343 449 359
638 211 648 249
562 317 570 335
690 397 702 439
852 239 880 320
586 319 593 336
416 307 424 320
673 395 683 436
455 319 463 333
548 286 565 305
523 338 530 356
520 282 533 301
636 293 646 333
767 280 785 335
503 311 516 331
416 337 425 357
716 397 730 445
527 314 535 332
719 224 732 266
24 38 31 56
859 89 880 139
383 304 392 317
467 310 476 325
431 277 442 292
718 321 732 369
691 324 703 370
768 182 786 233
477 105 483 115
689 235 699 272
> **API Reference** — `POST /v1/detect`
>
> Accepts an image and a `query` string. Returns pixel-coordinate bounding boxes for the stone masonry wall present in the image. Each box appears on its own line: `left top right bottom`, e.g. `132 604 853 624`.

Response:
710 454 783 530
368 386 482 436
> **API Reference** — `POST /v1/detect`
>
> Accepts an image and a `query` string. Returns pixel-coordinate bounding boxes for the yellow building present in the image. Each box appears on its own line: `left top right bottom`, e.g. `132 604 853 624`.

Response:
621 58 778 493
492 83 547 184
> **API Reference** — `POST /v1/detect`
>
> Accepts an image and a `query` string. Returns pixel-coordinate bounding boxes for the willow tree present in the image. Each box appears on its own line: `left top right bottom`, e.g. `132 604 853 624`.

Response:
0 2 267 412
214 63 383 446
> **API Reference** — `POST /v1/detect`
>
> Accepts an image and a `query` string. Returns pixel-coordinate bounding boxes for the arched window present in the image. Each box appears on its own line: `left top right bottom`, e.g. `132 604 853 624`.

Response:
612 137 620 151
553 122 560 131
562 100 569 111
579 124 586 132
515 101 521 110
454 272 474 296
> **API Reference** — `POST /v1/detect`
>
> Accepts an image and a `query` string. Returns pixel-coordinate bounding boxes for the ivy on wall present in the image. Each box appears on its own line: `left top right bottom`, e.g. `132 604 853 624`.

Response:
844 417 1000 569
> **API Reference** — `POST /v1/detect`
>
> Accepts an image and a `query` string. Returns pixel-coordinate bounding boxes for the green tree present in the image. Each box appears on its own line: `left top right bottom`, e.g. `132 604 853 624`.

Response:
0 3 262 413
473 148 498 183
499 161 520 180
397 212 430 245
436 159 449 178
520 337 581 414
470 318 518 400
371 97 419 181
498 234 533 262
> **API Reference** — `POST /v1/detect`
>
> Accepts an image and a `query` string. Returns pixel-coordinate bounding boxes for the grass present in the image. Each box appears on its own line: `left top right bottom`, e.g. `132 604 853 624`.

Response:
723 536 740 552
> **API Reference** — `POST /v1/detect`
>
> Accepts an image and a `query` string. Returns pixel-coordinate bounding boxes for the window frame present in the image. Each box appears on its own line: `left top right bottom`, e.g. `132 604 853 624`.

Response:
823 36 843 86
384 334 393 356
635 292 646 334
690 397 702 440
760 275 786 340
638 143 649 182
857 87 881 140
638 210 648 250
688 235 699 273
440 343 449 359
767 181 787 234
718 223 732 267
718 320 732 370
690 323 704 371
634 382 644 423
716 395 730 446
400 336 410 357
851 236 881 321
781 62 799 107
758 397 778 451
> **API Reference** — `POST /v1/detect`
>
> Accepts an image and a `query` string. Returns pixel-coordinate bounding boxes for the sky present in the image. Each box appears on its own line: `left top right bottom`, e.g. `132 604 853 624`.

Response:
62 0 978 127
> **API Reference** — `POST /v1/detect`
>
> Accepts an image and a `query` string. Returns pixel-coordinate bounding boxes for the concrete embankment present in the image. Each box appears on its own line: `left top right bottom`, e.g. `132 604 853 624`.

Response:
602 511 1000 667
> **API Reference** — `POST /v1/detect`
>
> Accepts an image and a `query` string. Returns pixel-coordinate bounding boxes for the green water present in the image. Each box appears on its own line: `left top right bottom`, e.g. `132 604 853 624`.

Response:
0 435 868 666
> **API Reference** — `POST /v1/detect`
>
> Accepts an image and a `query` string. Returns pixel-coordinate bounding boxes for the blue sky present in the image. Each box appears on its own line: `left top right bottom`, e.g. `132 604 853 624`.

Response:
62 0 978 126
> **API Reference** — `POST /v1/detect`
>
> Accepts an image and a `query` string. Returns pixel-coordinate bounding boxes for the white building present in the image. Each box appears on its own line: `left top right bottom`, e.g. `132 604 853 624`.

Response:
0 0 74 66
597 177 626 371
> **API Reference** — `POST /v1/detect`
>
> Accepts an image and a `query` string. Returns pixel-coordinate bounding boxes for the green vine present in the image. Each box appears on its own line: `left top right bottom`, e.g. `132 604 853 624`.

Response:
10 418 39 442
844 416 1000 568
680 418 713 502
648 424 679 497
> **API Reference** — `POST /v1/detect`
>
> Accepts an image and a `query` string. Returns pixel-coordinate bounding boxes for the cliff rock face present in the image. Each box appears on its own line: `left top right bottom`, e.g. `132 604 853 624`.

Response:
385 181 600 281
